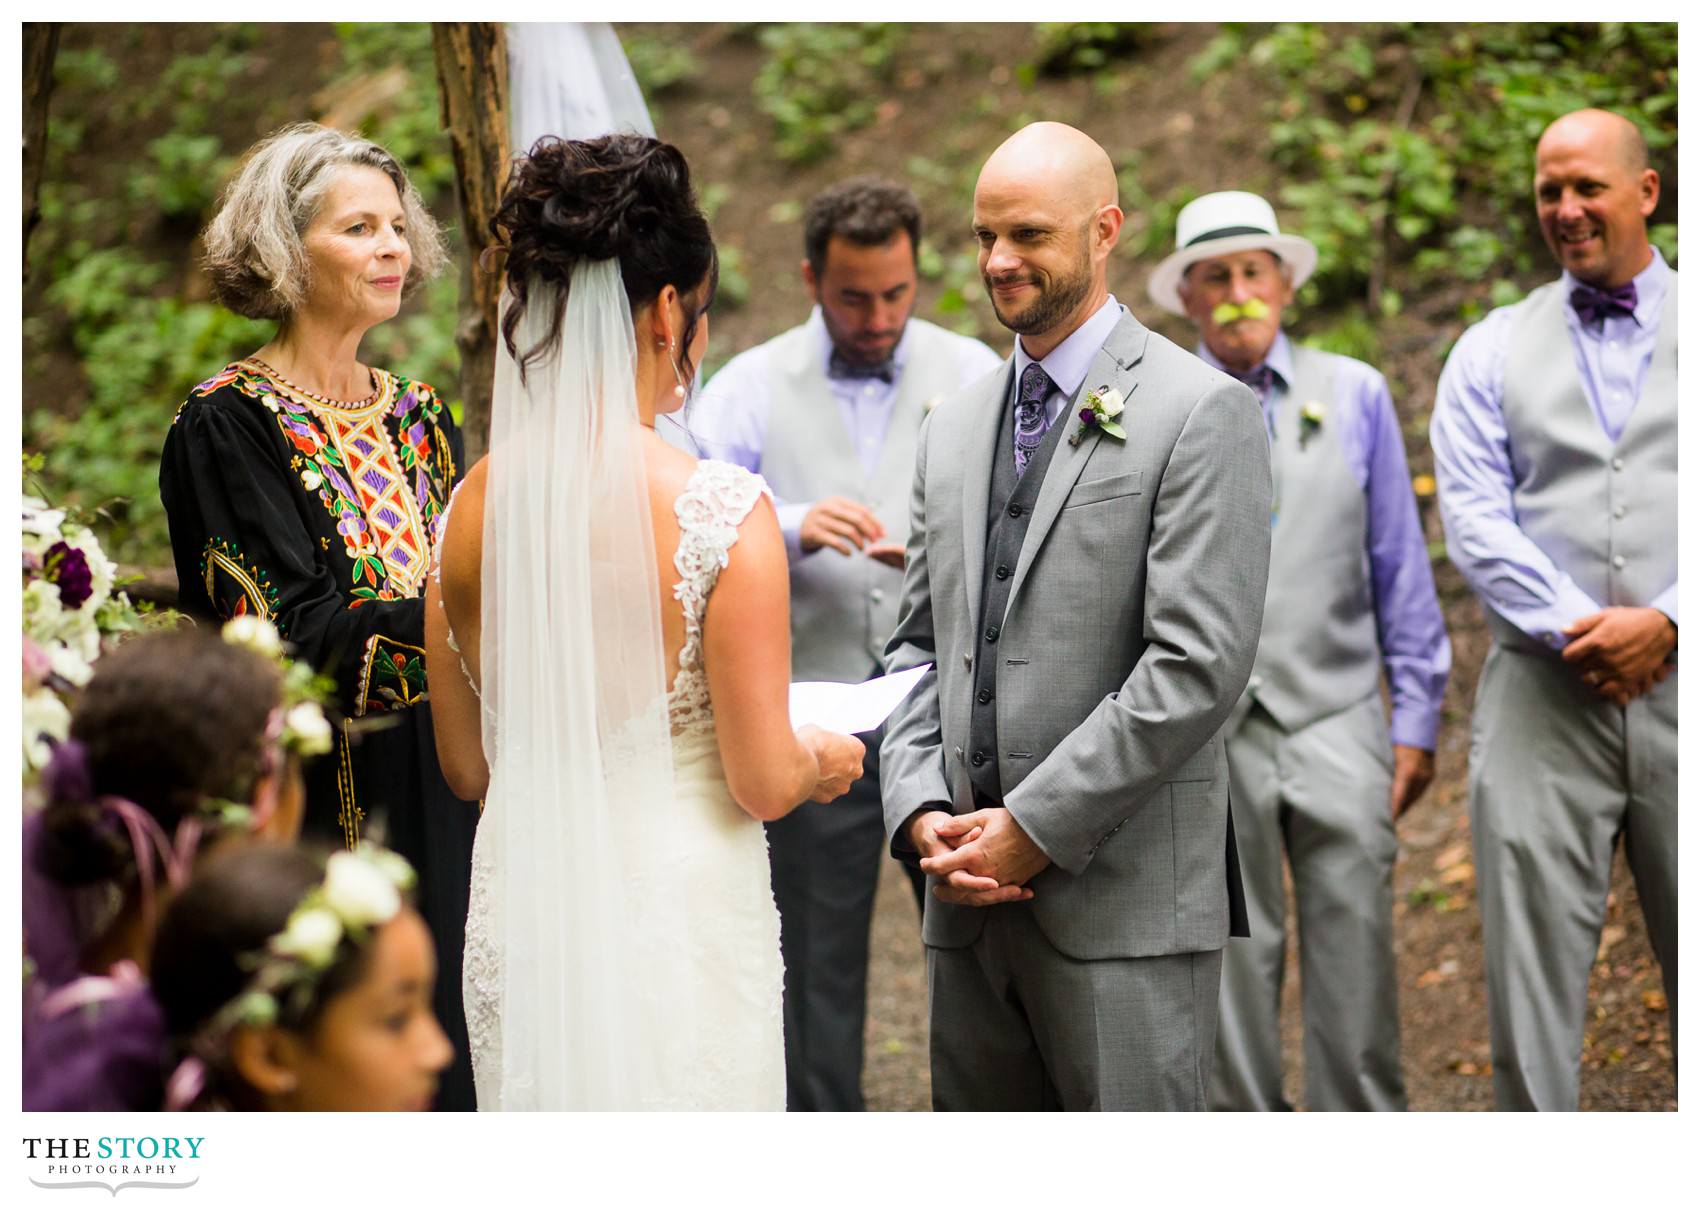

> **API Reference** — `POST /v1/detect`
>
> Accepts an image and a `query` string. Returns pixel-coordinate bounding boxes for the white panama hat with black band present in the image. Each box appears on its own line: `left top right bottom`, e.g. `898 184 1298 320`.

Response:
1146 190 1318 317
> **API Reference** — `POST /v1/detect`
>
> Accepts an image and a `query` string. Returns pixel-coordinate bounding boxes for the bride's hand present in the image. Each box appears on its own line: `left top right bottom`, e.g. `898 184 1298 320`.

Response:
796 726 865 803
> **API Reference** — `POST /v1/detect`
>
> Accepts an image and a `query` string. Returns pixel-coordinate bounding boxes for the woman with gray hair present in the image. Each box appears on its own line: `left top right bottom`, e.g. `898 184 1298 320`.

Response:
158 122 479 1110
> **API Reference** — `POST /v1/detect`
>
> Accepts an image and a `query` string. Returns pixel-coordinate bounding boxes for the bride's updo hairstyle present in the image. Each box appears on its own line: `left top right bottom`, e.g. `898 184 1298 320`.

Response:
489 133 718 383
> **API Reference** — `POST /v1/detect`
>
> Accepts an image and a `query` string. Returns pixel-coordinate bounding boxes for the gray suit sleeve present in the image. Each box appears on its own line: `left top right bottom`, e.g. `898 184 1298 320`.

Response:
879 409 953 860
1005 382 1273 875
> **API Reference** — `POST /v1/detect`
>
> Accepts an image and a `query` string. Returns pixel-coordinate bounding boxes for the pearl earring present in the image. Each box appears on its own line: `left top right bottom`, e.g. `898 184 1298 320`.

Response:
667 341 687 401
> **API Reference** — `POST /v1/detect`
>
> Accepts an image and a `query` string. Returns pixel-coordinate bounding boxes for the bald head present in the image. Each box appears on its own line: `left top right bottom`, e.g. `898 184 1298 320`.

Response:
1538 108 1649 175
1532 107 1659 288
977 122 1119 220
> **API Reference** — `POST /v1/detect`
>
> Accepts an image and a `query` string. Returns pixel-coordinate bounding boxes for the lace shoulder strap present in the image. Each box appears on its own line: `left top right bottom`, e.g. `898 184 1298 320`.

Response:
671 461 772 674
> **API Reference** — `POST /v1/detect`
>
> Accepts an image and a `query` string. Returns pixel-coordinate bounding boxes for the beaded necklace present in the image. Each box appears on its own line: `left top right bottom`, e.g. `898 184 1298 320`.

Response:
247 357 381 409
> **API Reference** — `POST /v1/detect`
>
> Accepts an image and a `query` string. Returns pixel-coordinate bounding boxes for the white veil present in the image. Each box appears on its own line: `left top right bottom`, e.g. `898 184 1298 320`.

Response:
507 23 656 151
479 259 696 1109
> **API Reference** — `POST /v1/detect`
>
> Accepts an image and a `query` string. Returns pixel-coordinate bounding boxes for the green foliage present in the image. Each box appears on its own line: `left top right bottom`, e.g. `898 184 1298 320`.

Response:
133 132 228 219
753 23 905 164
1031 23 1149 75
713 246 752 312
1192 22 1679 317
624 33 701 96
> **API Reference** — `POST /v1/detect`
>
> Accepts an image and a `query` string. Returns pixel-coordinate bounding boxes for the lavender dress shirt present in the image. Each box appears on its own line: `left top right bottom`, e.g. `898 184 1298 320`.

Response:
1430 247 1677 647
1201 331 1451 750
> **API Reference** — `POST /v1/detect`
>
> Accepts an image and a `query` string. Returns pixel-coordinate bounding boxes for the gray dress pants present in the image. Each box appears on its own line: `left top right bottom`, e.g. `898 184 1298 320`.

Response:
927 901 1223 1111
1211 694 1407 1111
1470 644 1677 1110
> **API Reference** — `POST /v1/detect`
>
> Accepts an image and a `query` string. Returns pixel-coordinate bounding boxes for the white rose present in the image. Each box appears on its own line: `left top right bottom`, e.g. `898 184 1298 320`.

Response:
283 702 333 756
222 615 284 658
322 851 402 925
22 579 63 634
1096 388 1126 419
368 847 417 892
23 688 72 774
48 642 94 688
274 906 344 967
20 499 66 540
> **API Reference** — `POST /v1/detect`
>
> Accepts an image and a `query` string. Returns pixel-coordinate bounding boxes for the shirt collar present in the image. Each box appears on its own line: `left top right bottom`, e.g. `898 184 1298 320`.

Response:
1195 328 1292 389
1561 244 1671 329
1012 295 1123 398
810 305 913 377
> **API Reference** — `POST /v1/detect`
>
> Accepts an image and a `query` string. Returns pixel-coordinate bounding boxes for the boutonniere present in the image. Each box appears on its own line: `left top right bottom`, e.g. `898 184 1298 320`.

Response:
1298 400 1325 450
1070 385 1127 446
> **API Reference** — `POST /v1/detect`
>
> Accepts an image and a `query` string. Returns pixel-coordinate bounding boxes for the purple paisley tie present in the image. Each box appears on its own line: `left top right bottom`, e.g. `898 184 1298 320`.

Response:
1013 362 1054 478
1570 281 1638 328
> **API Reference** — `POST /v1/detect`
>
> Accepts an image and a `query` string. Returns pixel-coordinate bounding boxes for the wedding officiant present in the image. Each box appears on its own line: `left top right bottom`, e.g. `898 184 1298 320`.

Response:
670 178 1000 1111
158 123 480 1110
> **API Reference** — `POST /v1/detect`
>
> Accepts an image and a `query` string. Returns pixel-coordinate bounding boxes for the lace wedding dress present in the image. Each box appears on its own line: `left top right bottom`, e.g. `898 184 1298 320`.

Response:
455 459 785 1111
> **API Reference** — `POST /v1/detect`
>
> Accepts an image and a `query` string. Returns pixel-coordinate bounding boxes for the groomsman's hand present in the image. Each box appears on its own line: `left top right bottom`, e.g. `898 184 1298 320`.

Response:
1390 745 1435 819
921 808 1048 904
1562 607 1677 705
800 496 886 556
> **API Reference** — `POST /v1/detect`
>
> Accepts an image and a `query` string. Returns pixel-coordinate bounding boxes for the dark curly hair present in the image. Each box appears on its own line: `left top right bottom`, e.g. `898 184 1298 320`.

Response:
803 176 922 274
487 133 718 382
151 844 380 1111
41 627 283 890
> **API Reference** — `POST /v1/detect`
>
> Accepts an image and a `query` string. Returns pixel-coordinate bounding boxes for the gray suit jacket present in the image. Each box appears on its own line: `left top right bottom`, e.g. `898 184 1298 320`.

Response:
881 309 1272 959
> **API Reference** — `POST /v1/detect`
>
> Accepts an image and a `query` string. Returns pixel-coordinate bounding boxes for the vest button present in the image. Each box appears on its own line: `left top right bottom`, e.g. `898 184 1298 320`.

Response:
984 624 1000 643
1614 505 1628 519
1612 457 1625 472
1613 555 1626 569
971 750 987 767
995 565 1011 580
977 688 993 705
870 588 884 603
1008 502 1023 518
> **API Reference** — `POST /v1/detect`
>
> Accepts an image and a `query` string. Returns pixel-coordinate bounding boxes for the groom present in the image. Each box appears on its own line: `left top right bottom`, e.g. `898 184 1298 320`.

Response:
881 123 1271 1110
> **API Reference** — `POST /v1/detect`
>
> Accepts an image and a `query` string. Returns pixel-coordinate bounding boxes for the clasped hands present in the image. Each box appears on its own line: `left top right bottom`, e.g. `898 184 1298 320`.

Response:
1561 606 1676 706
908 807 1049 906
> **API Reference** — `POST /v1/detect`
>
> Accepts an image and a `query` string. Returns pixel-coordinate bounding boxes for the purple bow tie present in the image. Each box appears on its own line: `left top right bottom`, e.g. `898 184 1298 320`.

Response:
1570 281 1638 328
827 351 895 383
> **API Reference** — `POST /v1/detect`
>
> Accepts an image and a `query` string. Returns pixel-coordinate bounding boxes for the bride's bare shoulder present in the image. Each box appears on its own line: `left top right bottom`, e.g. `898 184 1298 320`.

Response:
643 431 701 497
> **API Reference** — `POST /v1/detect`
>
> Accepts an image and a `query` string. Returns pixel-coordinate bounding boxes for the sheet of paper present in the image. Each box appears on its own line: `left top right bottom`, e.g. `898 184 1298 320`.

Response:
788 664 933 735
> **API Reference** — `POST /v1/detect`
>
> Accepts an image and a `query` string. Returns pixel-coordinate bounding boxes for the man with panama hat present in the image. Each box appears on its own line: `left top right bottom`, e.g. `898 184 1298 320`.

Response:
1151 190 1450 1111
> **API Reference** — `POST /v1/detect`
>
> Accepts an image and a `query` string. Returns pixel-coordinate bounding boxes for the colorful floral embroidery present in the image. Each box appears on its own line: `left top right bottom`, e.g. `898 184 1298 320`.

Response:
212 363 454 603
201 536 281 622
356 633 428 716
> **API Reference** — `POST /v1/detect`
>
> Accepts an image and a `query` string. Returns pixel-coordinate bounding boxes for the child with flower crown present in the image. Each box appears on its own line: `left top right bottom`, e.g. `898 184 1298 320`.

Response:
151 842 453 1112
21 622 332 1111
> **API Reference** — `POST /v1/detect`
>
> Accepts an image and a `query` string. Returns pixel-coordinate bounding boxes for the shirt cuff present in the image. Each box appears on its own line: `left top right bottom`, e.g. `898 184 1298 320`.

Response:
1389 702 1441 753
1651 584 1679 630
774 501 810 564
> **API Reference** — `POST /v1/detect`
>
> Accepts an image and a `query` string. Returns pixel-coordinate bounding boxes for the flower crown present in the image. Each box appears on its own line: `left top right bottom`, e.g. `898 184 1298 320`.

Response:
166 845 416 1110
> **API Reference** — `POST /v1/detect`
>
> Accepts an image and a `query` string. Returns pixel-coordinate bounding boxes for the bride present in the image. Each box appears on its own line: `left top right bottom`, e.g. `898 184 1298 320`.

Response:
423 134 865 1110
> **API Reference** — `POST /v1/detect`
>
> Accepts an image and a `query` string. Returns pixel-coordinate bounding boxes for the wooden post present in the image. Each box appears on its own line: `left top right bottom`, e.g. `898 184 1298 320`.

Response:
23 23 62 282
432 23 510 464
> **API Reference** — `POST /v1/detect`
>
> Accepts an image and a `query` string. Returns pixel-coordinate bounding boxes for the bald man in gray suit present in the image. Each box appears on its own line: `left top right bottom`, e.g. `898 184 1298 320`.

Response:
881 123 1270 1110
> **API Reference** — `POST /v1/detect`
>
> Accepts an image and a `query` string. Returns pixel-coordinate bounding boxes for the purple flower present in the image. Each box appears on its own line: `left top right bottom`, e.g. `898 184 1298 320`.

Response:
44 542 94 609
1079 407 1097 425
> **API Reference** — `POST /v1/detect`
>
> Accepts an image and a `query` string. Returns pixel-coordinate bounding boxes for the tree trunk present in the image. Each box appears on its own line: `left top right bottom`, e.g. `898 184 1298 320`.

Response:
432 23 510 465
22 23 62 282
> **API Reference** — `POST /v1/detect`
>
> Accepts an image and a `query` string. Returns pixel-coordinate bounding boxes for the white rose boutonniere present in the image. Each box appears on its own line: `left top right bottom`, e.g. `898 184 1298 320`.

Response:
1070 385 1128 447
1298 400 1326 450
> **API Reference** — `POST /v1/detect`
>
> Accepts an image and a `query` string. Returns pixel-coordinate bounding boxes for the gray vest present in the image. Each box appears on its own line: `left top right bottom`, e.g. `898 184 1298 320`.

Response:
761 319 971 681
1492 276 1678 653
966 374 1072 806
1247 345 1383 732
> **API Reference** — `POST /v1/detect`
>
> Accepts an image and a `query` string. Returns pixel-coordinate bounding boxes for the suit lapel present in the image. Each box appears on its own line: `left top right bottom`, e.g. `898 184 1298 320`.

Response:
1007 314 1149 605
960 359 1012 634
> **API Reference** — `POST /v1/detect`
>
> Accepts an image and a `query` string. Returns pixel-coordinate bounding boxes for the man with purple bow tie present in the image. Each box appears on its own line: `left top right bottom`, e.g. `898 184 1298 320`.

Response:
1150 190 1451 1111
1431 108 1677 1110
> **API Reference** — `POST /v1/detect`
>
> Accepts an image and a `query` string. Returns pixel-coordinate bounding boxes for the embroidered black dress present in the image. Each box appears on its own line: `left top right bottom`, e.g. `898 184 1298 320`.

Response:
159 359 479 1110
